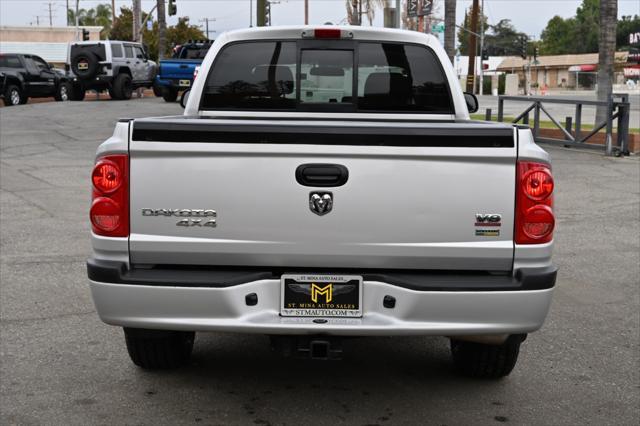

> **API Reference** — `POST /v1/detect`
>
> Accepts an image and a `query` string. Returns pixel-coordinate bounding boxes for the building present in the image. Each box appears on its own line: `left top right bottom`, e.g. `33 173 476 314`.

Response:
0 25 102 66
496 52 630 90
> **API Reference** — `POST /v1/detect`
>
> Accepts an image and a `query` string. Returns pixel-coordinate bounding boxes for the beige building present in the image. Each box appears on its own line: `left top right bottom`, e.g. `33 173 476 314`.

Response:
0 25 102 43
0 25 102 65
497 52 629 90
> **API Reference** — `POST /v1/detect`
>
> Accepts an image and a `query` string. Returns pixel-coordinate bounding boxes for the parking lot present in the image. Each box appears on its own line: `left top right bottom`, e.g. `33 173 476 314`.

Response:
1 99 638 425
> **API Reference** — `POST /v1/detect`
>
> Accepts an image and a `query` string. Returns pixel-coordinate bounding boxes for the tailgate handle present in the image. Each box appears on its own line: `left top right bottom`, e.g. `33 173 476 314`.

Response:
179 64 189 69
296 164 349 187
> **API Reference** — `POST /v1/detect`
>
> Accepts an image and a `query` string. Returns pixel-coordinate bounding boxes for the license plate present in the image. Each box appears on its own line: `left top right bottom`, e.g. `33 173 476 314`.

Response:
281 274 362 317
179 79 191 87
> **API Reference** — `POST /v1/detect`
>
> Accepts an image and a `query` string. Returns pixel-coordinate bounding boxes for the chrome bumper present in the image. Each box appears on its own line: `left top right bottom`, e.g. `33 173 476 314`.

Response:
89 279 554 336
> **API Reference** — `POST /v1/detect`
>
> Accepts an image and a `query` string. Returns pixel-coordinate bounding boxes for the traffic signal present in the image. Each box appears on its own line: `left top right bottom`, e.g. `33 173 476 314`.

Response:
520 37 528 59
534 46 539 62
168 0 177 16
265 1 271 26
481 48 489 61
82 28 90 41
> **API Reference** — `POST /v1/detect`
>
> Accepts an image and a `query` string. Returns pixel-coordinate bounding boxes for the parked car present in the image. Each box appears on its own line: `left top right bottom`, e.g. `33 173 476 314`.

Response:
0 53 72 106
67 40 157 101
87 26 557 379
154 40 212 102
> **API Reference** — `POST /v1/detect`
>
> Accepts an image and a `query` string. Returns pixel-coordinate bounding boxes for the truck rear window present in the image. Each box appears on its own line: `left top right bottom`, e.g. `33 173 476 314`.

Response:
201 41 453 114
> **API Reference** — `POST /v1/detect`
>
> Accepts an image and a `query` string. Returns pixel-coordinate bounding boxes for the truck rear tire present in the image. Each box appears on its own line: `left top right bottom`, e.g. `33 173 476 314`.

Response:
55 82 72 101
152 83 163 97
124 328 195 370
450 334 525 379
112 73 133 100
69 84 86 101
3 84 25 106
162 87 179 102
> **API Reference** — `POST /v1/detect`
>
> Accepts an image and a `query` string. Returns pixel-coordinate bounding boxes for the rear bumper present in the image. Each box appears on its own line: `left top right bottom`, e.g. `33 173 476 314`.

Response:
154 76 191 89
88 261 556 336
71 74 113 85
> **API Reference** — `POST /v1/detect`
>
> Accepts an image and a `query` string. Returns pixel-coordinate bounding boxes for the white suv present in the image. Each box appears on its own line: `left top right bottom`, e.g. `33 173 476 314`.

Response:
67 40 157 100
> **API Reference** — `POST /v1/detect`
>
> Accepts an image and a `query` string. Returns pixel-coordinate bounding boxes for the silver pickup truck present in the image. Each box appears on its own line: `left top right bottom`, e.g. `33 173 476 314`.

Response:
87 26 556 379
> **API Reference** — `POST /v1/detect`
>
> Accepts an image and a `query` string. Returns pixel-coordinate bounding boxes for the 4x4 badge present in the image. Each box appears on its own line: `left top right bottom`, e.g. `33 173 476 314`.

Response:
309 192 333 216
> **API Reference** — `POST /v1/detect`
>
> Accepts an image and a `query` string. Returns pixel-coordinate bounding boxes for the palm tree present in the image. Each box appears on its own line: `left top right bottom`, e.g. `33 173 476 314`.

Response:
444 0 456 64
67 4 111 28
345 0 388 26
595 0 617 143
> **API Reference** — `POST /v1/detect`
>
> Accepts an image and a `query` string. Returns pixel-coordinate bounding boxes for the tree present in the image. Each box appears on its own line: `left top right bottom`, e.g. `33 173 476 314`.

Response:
457 8 488 55
444 0 456 64
574 0 600 53
345 0 387 26
109 6 133 41
540 15 576 54
595 0 617 141
484 19 528 56
540 0 600 55
68 3 113 38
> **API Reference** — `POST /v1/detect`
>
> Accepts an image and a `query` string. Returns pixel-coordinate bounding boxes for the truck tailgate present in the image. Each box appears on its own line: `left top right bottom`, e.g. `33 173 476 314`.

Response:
158 59 199 80
128 118 516 271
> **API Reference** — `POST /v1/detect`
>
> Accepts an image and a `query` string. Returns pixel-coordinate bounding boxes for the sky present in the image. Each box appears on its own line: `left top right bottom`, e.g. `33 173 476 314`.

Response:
0 0 638 41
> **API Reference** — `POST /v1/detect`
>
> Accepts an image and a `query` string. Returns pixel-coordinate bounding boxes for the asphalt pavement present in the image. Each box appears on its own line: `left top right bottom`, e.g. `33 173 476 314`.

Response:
1 99 639 426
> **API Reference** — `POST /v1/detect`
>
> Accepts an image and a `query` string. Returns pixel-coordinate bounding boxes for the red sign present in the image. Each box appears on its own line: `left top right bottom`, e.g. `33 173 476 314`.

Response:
624 66 640 77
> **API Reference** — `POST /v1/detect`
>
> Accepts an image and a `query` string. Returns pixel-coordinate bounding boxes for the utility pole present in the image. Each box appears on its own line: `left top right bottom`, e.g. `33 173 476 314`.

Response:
257 0 266 27
132 0 141 43
466 0 479 93
479 0 485 95
199 18 216 40
75 0 79 40
66 0 69 26
304 0 308 25
45 2 54 26
111 0 116 24
395 0 401 29
157 0 167 60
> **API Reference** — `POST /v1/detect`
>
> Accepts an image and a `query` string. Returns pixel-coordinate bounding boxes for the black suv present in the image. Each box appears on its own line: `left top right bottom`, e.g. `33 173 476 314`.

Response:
0 53 72 106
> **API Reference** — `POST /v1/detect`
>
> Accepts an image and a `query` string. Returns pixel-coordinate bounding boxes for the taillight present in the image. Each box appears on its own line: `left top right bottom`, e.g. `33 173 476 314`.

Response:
301 28 353 39
92 159 122 193
522 168 554 201
516 161 554 244
193 65 200 81
90 154 128 237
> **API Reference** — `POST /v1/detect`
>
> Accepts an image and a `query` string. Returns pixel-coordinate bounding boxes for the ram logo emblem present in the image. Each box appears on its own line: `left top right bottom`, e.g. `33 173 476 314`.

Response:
309 192 333 216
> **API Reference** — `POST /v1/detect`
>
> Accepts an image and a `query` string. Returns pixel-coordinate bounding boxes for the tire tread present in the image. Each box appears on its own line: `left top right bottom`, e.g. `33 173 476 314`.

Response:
124 328 194 370
450 335 523 379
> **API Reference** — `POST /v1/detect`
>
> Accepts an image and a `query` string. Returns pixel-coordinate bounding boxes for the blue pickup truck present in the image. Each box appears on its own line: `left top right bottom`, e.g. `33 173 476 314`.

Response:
154 40 212 102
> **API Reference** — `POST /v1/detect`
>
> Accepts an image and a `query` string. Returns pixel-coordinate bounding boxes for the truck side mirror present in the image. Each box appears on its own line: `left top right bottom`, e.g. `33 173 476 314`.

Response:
180 89 191 109
463 92 479 113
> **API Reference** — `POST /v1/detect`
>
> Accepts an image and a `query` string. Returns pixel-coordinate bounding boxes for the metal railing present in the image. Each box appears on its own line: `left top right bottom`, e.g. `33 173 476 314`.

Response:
495 94 631 156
